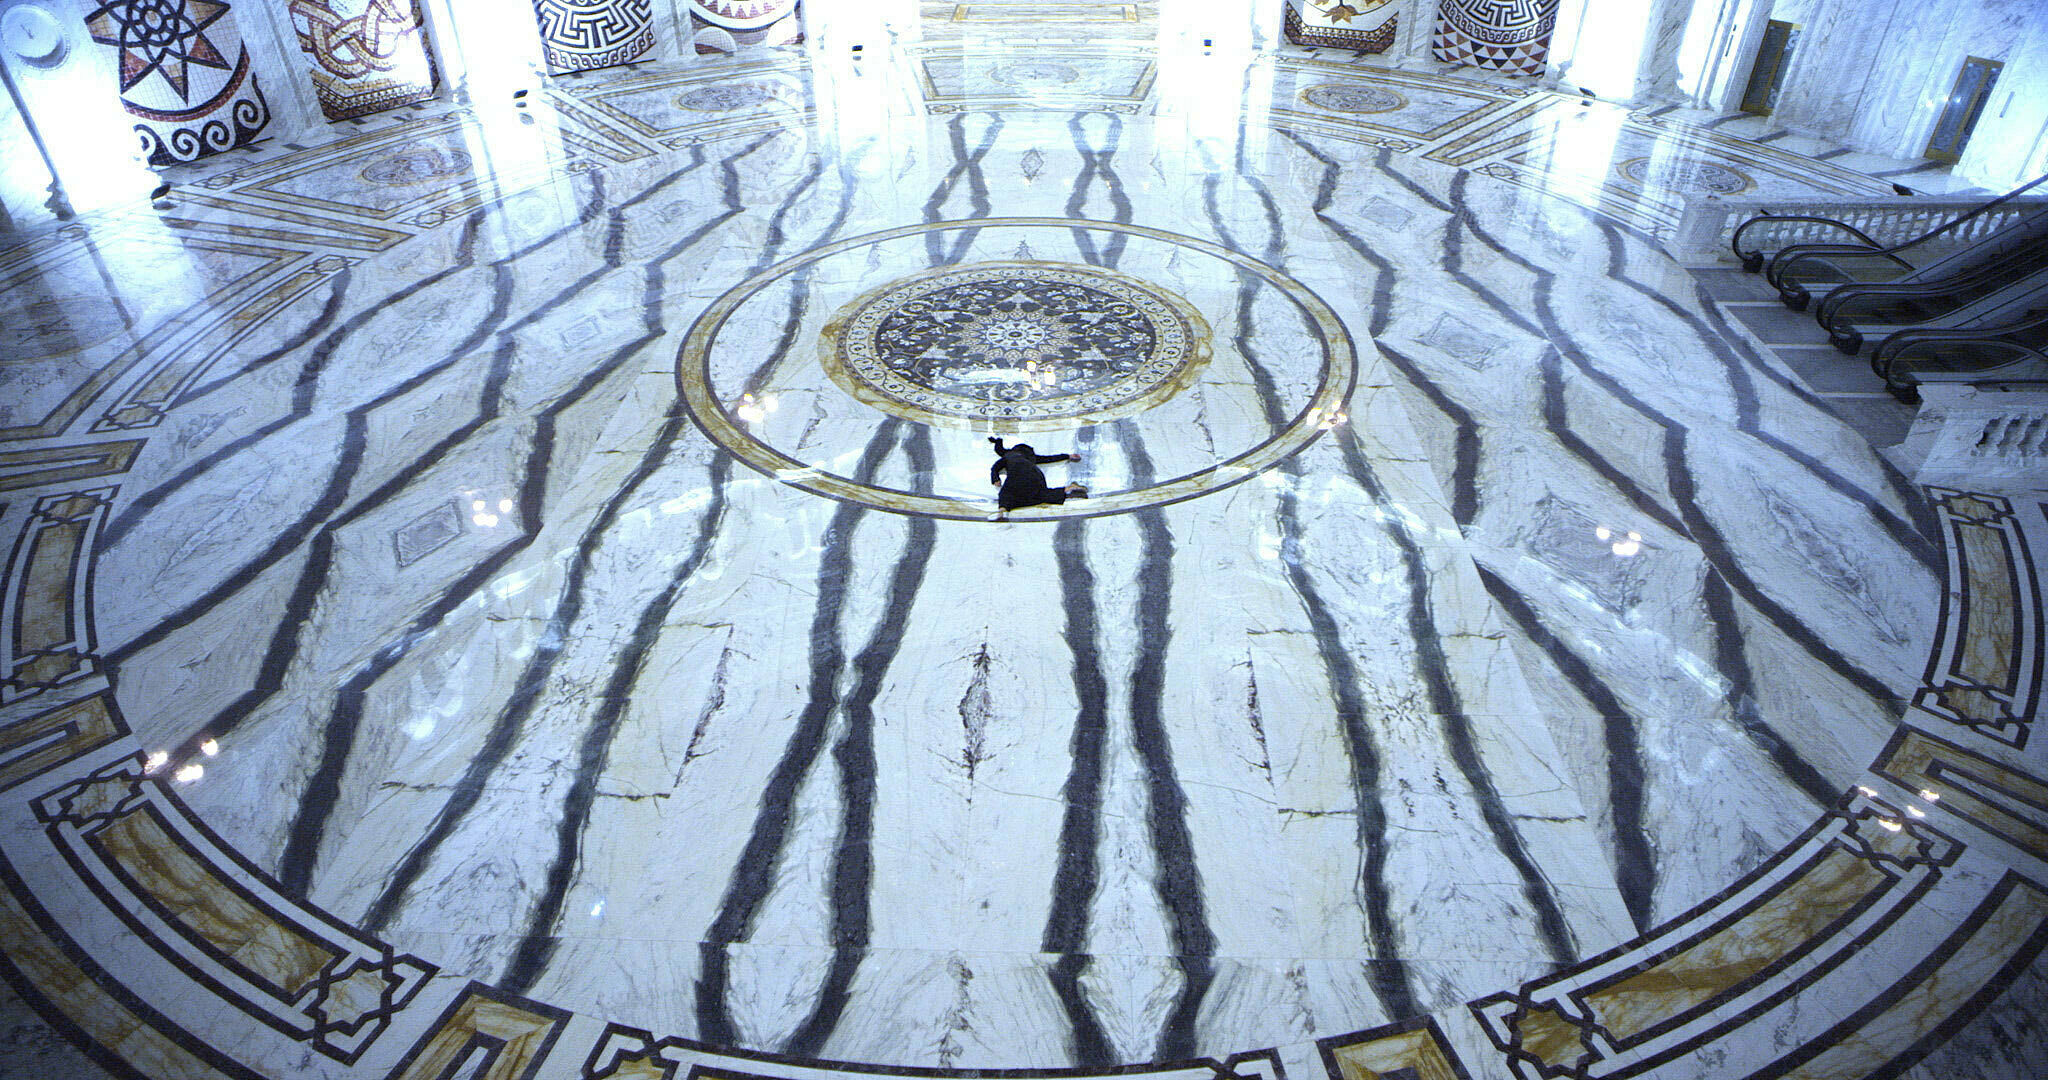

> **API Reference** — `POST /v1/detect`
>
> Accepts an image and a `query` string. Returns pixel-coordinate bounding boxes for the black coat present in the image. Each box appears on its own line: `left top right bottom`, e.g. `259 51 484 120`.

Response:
990 439 1073 510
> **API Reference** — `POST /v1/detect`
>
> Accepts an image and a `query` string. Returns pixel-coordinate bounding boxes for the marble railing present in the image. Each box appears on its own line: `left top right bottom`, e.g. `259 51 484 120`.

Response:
1669 192 2048 266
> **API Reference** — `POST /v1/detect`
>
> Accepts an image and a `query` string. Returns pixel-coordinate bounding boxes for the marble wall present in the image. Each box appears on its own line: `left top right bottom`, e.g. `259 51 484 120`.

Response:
1768 0 2047 188
1543 0 2047 185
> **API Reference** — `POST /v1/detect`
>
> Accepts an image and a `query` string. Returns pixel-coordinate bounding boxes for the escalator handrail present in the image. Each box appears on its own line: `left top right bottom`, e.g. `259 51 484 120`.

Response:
1768 240 1914 292
1816 238 2048 331
1731 215 1886 264
1735 171 2048 284
1872 311 2048 383
1876 337 2047 387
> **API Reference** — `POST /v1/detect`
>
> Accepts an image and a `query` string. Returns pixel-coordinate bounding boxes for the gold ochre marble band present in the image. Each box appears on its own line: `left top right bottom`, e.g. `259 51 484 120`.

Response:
677 217 1358 522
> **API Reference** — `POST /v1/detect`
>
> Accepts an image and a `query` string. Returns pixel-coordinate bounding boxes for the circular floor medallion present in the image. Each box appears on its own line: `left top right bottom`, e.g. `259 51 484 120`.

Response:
1300 82 1407 114
991 60 1081 87
819 261 1210 431
679 218 1356 521
1618 155 1754 195
360 144 473 185
678 82 777 111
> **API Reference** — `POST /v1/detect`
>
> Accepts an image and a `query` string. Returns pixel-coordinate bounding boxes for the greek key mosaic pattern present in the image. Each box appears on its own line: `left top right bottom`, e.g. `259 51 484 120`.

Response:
286 0 439 121
1282 0 1398 53
820 261 1208 430
82 0 271 164
688 0 802 56
531 0 656 74
1430 0 1558 77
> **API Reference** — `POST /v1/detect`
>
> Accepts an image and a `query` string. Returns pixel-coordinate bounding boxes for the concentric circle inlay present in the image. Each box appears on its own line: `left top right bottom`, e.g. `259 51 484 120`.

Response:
678 82 777 111
991 60 1081 86
1618 155 1755 194
819 261 1210 431
679 218 1356 521
1300 83 1407 114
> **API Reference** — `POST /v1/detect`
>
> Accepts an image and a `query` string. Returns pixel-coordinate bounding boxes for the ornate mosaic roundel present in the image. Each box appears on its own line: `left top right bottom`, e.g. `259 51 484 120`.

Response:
360 144 473 185
991 60 1081 87
819 262 1210 431
1300 83 1407 114
1618 156 1754 195
678 82 776 111
680 218 1356 521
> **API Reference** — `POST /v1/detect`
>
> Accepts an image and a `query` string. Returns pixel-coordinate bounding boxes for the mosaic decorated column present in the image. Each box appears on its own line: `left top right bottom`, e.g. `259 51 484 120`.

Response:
529 0 656 74
82 0 271 165
1281 0 1397 52
1431 0 1557 76
285 0 439 121
688 0 801 56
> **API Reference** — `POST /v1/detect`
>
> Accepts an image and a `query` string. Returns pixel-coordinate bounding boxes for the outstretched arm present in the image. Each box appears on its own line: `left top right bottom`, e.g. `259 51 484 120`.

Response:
1033 452 1073 464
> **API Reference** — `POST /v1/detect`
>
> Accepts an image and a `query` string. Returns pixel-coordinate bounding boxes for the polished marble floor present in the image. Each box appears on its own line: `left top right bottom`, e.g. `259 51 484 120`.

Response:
2 33 2047 1080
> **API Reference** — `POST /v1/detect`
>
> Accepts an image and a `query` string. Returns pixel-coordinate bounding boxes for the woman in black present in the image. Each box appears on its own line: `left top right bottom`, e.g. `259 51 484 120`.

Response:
989 437 1086 519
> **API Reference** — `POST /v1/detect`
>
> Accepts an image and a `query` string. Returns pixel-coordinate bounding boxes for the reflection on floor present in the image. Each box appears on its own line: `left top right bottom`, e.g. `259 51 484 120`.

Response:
2 34 2046 1080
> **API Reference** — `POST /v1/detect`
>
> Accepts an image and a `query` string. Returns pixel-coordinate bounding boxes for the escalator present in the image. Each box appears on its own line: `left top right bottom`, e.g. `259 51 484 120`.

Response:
1729 174 2048 403
1872 308 2048 400
1814 206 2048 352
1731 173 2048 310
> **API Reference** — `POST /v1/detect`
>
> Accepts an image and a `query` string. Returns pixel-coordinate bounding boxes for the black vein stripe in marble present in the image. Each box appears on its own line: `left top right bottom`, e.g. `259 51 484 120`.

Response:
1064 114 1131 267
1043 475 1116 1066
1368 143 1454 216
1581 218 1940 571
1283 139 1396 337
1665 421 1902 722
278 144 750 896
924 114 1004 266
1537 347 1689 537
1447 194 1910 711
1468 193 1933 570
1332 422 1580 966
784 425 940 1058
1370 157 1833 835
1476 566 1656 932
271 141 755 897
1623 346 1902 710
1113 422 1216 1062
1375 342 1484 526
1067 130 1217 1059
1034 119 1145 1061
1664 268 1941 570
1359 151 1678 539
100 209 491 553
1280 141 1578 963
350 135 824 928
105 165 618 669
695 419 904 1048
500 449 735 994
1699 567 1839 807
179 269 353 406
1278 138 1486 527
129 244 521 781
1437 177 1542 339
1212 138 1415 1018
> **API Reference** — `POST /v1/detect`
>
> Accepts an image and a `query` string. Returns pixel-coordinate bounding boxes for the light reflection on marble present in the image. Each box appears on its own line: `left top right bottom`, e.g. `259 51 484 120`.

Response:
5 29 2031 1080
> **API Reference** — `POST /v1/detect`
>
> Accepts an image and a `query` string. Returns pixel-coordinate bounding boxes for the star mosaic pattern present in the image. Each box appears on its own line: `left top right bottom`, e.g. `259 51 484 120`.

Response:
85 0 232 99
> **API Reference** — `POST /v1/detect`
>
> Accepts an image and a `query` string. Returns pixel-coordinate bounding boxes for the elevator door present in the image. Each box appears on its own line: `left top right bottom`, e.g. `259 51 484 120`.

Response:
1738 19 1798 115
1925 56 2003 164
